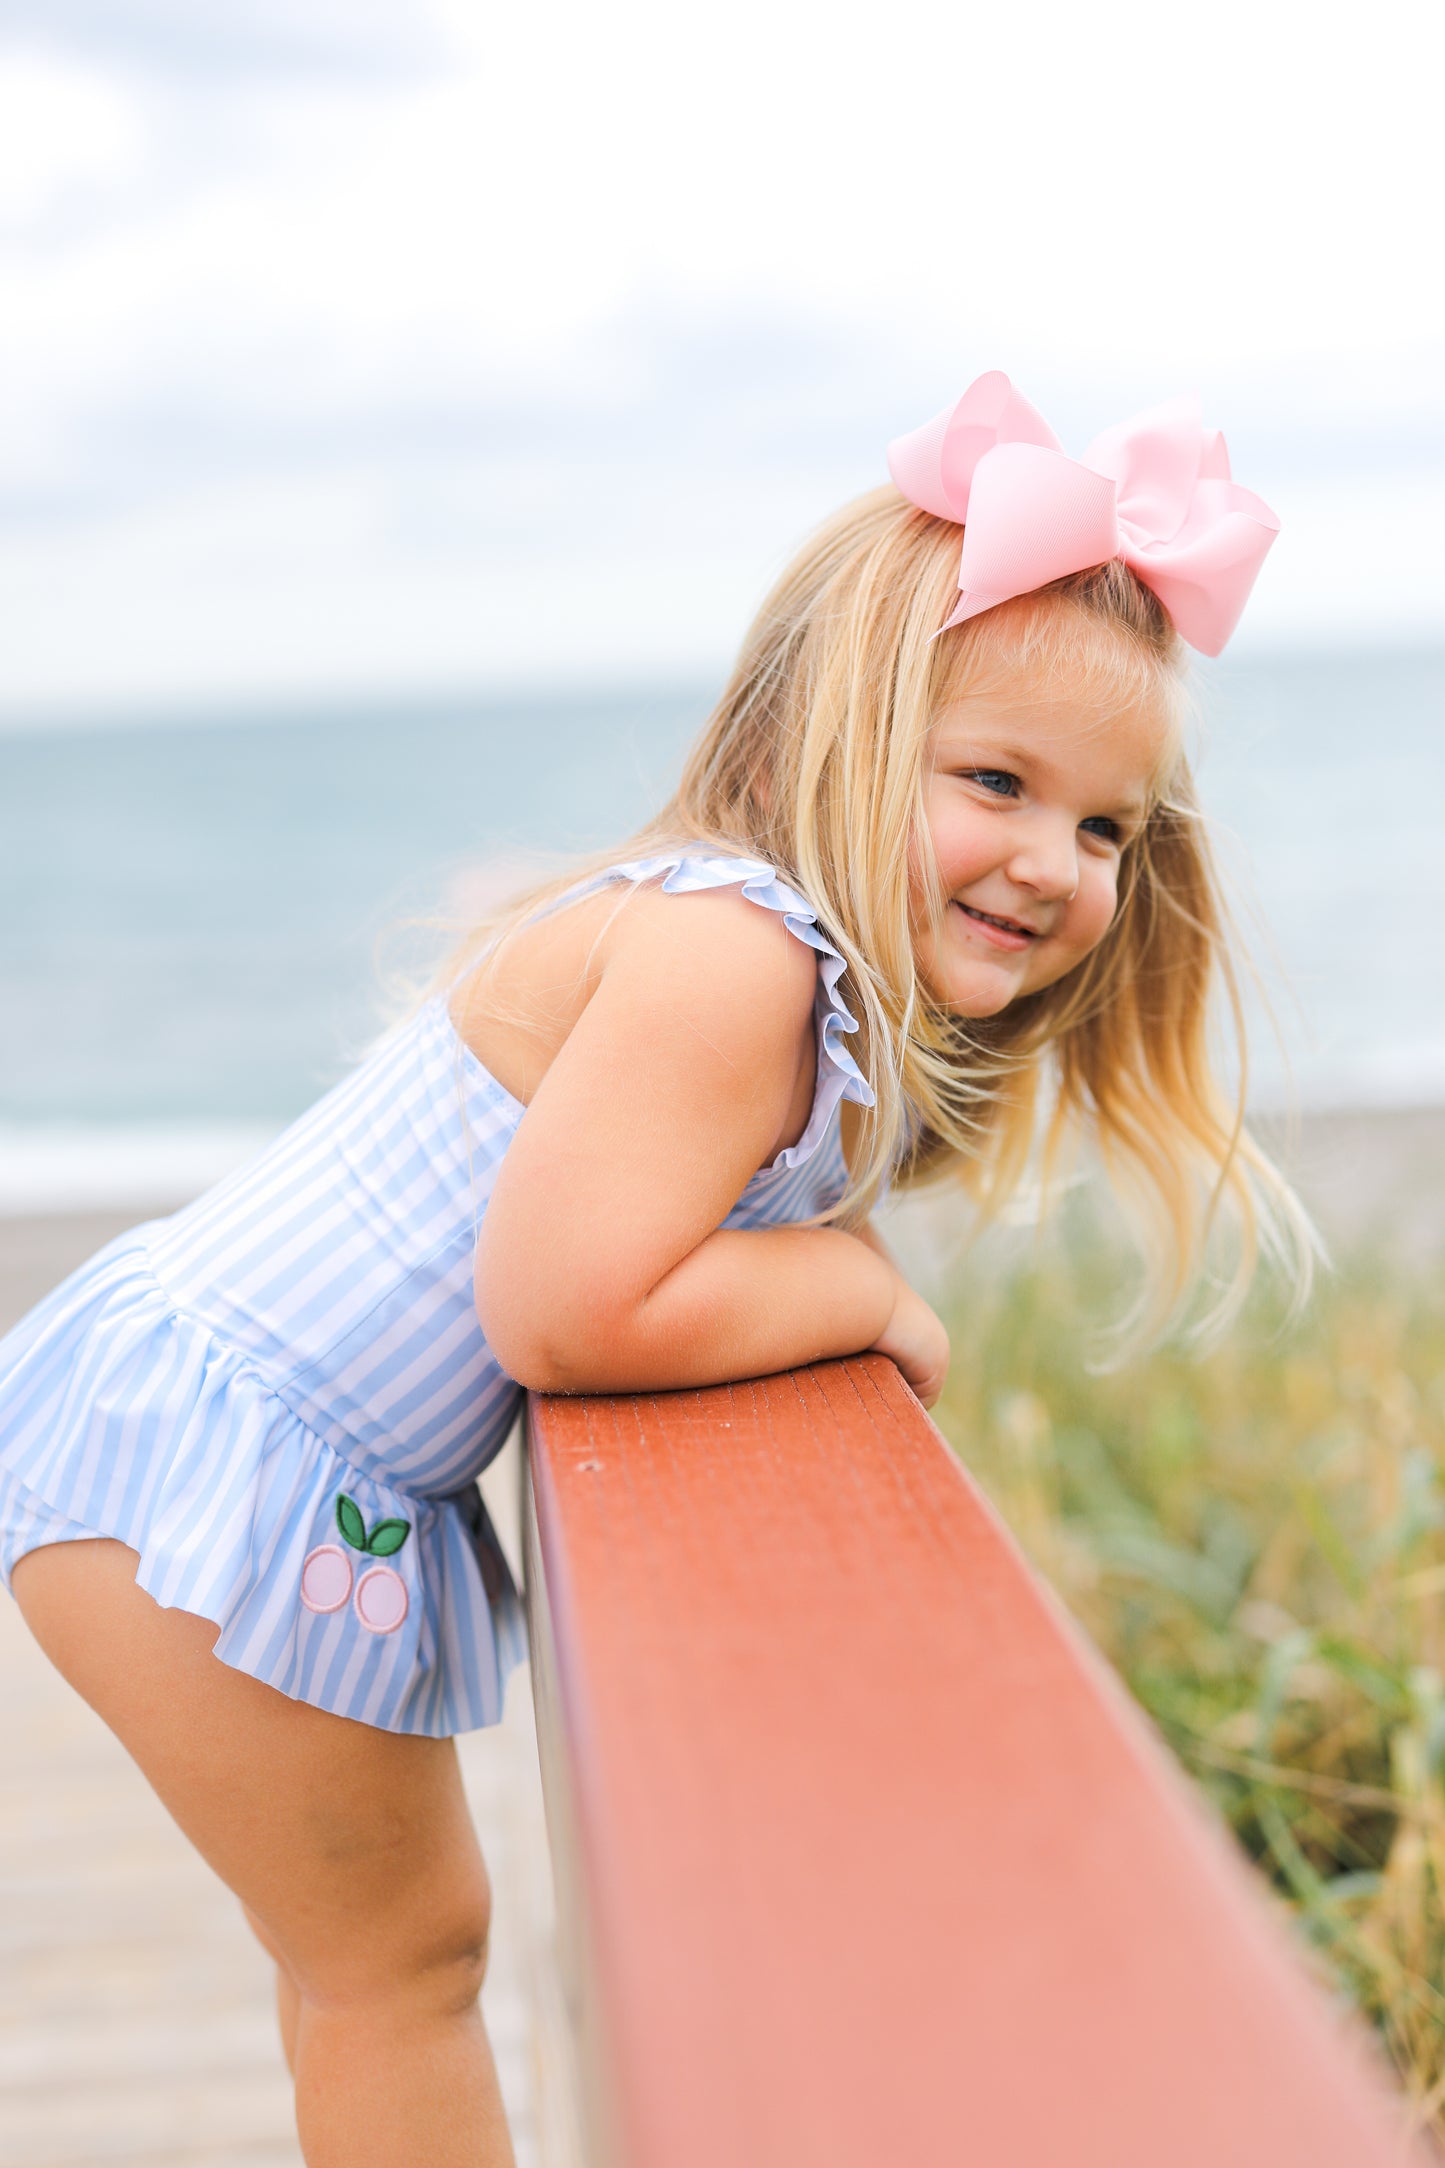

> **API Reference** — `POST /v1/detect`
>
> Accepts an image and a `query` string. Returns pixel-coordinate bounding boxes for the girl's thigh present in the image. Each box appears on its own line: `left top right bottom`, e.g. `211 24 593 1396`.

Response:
11 1537 491 2006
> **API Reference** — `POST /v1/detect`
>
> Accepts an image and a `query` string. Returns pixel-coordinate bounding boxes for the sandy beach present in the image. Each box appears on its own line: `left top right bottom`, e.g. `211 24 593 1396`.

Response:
1250 1103 1445 1264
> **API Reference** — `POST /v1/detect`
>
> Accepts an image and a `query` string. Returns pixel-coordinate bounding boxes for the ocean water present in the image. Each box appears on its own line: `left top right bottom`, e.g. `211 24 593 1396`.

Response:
1 649 1441 1205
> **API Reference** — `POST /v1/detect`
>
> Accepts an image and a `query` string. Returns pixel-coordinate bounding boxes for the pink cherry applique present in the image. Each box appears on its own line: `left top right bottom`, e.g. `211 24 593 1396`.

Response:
300 1490 412 1631
354 1565 409 1635
300 1543 352 1614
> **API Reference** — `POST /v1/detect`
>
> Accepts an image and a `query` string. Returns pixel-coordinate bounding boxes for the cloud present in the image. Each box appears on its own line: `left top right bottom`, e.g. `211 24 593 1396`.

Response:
3 1 449 80
0 49 145 225
0 0 1441 713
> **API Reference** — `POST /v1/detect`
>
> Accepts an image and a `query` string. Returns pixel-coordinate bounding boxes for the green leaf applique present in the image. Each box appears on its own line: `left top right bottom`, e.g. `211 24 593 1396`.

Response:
336 1493 369 1552
333 1492 411 1560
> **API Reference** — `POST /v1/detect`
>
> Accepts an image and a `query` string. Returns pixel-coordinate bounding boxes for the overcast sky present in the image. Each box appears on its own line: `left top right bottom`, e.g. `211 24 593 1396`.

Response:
1 0 1441 716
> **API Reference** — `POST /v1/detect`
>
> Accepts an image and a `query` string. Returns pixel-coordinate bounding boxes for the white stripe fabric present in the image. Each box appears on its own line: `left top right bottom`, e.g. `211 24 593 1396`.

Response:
0 851 875 1736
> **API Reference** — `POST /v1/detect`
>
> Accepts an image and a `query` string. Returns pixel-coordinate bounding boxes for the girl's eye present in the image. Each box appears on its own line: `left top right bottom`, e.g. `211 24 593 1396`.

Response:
962 769 1019 797
1080 815 1120 842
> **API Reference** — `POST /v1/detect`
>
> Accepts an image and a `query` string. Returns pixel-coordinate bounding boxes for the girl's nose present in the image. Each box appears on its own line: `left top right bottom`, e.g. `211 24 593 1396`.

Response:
1006 816 1079 904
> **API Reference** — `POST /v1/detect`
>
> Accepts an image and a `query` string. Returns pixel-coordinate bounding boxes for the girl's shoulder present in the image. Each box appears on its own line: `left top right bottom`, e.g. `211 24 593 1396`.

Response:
588 848 824 988
451 846 837 1129
566 845 878 1160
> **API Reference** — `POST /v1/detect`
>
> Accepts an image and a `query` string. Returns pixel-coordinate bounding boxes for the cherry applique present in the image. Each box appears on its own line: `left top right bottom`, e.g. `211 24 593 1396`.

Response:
300 1493 412 1634
354 1565 409 1633
299 1544 351 1613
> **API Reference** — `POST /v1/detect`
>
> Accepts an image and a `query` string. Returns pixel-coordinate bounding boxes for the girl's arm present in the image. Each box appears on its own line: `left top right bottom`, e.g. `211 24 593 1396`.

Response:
473 886 948 1404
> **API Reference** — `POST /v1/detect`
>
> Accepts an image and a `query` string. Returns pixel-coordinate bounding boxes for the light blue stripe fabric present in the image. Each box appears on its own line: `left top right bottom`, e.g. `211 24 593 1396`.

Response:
0 849 873 1736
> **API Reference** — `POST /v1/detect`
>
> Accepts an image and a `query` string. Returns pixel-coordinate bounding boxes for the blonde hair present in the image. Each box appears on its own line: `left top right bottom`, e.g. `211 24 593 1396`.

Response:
438 482 1316 1338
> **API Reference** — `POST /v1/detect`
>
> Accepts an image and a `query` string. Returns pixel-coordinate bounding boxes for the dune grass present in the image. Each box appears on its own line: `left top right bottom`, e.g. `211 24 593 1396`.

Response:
933 1228 1445 2135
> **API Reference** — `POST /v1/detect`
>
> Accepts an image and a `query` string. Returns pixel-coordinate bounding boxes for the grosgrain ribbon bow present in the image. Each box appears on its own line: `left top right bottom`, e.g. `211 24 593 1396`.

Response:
886 370 1279 657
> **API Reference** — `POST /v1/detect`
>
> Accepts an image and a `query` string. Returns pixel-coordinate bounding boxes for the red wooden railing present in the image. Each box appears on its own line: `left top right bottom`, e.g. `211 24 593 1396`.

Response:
524 1355 1430 2168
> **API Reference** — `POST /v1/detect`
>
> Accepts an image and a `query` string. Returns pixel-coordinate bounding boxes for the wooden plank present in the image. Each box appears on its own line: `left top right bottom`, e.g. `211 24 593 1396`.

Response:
527 1355 1428 2168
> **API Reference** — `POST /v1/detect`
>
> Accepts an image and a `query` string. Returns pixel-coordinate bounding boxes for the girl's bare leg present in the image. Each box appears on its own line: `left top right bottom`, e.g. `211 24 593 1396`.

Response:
12 1538 516 2168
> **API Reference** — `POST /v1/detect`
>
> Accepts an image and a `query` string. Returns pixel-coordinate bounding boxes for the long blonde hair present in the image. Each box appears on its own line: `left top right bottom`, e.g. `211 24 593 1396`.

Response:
438 482 1315 1337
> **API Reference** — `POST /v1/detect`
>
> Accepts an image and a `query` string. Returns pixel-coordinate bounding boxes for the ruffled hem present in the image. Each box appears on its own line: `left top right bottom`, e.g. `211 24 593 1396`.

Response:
587 849 876 1172
0 1227 526 1738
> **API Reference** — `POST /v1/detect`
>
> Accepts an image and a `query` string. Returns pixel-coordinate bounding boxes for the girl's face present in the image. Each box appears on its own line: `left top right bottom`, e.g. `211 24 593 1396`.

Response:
912 676 1167 1017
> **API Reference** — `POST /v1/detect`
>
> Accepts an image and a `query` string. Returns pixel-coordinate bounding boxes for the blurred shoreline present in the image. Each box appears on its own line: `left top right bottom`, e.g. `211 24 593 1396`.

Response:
1249 1102 1445 1263
5 650 1445 1130
2 1102 1441 1340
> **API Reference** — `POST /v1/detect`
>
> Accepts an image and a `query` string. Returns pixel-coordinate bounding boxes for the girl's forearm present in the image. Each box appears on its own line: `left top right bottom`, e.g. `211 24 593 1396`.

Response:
527 1225 897 1395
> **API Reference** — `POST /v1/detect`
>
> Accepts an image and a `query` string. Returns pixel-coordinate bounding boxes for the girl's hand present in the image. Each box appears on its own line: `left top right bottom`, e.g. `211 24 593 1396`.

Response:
869 1273 951 1408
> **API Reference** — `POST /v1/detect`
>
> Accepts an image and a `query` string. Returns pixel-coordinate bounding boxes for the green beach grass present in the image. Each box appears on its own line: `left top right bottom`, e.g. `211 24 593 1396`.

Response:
934 1226 1445 2135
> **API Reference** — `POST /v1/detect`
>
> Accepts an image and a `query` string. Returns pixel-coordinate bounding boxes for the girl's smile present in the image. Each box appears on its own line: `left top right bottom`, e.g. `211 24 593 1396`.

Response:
913 685 1168 1016
949 901 1037 950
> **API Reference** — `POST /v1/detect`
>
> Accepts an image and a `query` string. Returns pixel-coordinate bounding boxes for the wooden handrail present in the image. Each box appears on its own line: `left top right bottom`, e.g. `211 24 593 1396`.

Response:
524 1355 1428 2168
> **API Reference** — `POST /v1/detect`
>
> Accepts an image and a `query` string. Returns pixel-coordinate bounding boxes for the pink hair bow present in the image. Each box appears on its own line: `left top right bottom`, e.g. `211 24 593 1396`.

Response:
886 370 1279 656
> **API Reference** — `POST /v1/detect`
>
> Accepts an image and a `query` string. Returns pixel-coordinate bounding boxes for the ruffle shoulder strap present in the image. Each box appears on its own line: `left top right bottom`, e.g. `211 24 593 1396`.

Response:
576 848 876 1175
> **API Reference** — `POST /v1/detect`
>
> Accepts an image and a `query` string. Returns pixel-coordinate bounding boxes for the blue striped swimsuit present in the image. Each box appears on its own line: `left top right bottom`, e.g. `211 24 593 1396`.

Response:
0 851 875 1736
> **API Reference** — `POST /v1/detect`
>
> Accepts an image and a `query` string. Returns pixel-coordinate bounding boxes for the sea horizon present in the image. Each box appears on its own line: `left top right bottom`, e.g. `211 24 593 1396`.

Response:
5 643 1442 1213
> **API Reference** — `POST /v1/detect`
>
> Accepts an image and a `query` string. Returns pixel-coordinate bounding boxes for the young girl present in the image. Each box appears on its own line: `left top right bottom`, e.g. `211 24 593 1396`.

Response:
0 370 1309 2166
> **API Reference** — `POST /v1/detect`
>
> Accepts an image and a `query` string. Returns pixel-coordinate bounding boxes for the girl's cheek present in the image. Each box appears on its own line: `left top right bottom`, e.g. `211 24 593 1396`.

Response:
1052 872 1112 964
1079 874 1120 952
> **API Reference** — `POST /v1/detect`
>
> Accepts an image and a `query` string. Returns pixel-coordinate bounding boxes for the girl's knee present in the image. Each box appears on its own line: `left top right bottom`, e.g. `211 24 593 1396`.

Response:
415 1909 493 2021
300 1917 493 2026
402 1863 495 2010
283 1857 494 2021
